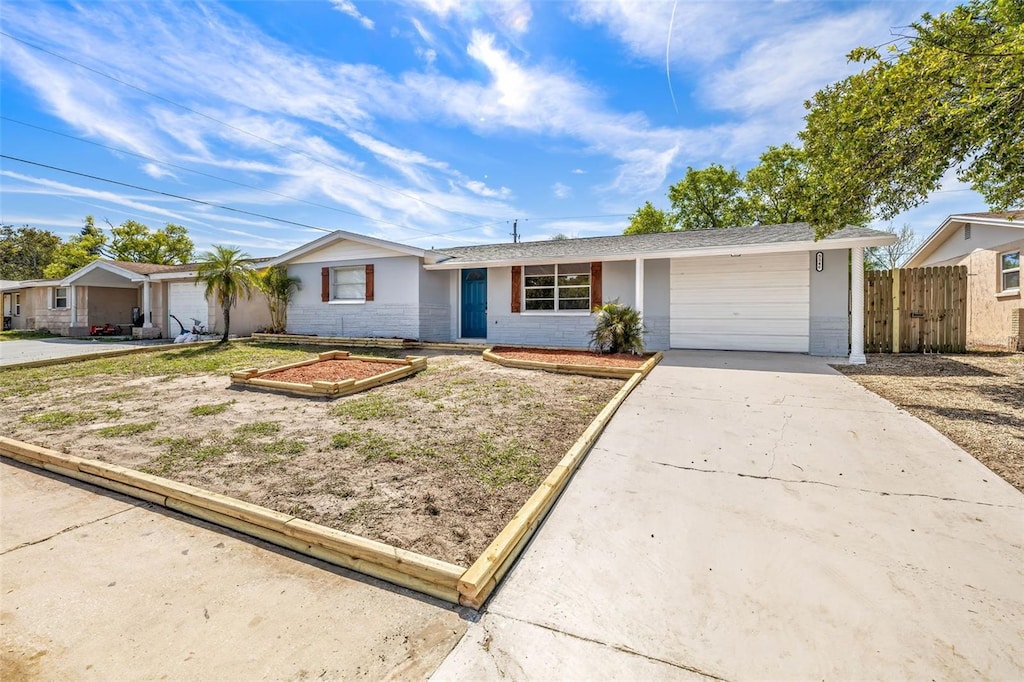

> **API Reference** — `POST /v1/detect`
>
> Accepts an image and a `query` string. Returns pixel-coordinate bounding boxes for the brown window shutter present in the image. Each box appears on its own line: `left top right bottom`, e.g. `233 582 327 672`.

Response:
321 267 330 302
511 266 522 313
364 264 374 301
590 262 602 309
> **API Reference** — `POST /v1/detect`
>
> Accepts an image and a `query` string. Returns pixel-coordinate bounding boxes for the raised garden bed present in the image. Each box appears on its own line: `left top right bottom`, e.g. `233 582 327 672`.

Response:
231 350 427 398
484 346 663 379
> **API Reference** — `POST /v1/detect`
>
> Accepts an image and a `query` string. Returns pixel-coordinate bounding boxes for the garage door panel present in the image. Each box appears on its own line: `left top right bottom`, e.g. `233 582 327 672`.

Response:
670 253 810 352
167 283 210 332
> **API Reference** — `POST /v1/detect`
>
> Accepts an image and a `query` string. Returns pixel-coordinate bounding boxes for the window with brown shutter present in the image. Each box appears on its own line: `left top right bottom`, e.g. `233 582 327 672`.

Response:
590 262 602 309
321 267 330 302
365 264 374 301
511 266 522 313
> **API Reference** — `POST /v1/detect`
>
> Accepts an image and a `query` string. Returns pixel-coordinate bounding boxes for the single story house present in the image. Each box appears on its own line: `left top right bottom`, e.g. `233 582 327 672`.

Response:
1 259 271 338
267 223 895 362
905 211 1022 349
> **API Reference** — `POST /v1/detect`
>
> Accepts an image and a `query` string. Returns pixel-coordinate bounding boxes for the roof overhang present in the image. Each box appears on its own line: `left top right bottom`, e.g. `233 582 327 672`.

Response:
60 260 146 287
149 270 199 281
265 229 442 267
423 234 895 270
906 213 1023 267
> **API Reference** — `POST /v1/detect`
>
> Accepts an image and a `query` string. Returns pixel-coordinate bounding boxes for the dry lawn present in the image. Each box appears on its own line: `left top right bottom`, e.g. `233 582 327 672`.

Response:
0 343 623 566
835 353 1024 492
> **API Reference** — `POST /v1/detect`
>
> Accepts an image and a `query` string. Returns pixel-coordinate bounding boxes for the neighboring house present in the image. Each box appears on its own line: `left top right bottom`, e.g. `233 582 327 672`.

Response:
0 259 271 338
906 211 1023 348
269 223 894 361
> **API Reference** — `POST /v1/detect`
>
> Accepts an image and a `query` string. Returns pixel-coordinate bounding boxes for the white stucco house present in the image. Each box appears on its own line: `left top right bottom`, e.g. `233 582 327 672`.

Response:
266 223 895 362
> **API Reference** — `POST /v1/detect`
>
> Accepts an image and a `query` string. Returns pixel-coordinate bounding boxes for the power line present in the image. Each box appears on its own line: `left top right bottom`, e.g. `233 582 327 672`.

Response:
0 29 483 226
406 214 630 241
0 116 431 233
2 154 337 234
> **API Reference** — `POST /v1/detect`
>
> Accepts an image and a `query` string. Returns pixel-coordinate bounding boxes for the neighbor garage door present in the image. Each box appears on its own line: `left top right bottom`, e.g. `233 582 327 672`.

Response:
167 282 209 333
670 252 809 352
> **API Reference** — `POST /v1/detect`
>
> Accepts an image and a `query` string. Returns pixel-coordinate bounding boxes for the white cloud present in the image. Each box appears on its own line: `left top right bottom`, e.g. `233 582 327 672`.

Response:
552 182 571 199
416 47 438 66
142 163 176 180
404 0 532 34
570 168 586 174
462 179 512 199
330 0 374 30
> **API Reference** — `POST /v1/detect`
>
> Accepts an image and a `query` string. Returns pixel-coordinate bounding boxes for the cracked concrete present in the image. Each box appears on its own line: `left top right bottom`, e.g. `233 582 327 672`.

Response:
1 460 466 680
432 350 1024 680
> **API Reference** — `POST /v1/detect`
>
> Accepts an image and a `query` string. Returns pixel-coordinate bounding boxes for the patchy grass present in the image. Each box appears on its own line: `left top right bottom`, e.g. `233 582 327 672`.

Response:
0 329 60 341
96 421 159 438
21 409 122 429
235 421 282 437
331 393 401 420
190 401 234 416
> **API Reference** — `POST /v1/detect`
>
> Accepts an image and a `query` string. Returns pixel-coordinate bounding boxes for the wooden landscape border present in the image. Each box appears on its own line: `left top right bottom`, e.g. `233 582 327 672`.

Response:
483 347 664 379
230 350 427 398
1 343 658 609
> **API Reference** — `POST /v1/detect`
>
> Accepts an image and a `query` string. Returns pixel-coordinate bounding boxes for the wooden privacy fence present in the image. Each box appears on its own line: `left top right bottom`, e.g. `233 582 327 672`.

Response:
864 266 967 353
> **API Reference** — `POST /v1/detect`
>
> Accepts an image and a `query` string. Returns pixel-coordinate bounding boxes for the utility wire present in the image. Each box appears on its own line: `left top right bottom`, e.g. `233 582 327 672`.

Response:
1 154 335 234
406 214 630 241
0 116 432 233
0 30 483 225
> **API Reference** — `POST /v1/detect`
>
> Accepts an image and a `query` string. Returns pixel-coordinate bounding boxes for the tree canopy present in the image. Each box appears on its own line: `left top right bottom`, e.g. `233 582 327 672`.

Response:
108 220 194 264
668 164 748 231
624 201 670 235
43 216 108 279
800 0 1024 237
0 225 61 280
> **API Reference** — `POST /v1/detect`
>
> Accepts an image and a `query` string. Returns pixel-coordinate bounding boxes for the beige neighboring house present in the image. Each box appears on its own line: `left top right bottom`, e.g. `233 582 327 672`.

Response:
0 259 271 338
905 210 1023 349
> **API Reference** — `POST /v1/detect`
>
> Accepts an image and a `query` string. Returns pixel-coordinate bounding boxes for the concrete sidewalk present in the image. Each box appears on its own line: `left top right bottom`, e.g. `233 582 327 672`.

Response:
0 338 173 366
434 351 1024 680
1 460 467 680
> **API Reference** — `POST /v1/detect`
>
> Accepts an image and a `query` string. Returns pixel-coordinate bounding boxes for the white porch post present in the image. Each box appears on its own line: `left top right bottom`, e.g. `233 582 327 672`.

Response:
635 257 645 318
142 279 153 328
69 285 77 329
850 247 866 364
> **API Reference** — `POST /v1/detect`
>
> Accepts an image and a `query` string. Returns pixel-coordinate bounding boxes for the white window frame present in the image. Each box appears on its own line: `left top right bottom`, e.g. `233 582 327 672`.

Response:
330 265 366 304
51 287 69 309
522 262 592 315
13 293 21 316
999 250 1020 293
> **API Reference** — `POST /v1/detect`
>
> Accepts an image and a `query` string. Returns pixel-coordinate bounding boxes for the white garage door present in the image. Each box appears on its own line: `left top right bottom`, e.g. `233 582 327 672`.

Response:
670 252 810 352
167 282 209 333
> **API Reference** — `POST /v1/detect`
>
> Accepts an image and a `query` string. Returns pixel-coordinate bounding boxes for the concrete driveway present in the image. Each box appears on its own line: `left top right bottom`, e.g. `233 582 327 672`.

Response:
0 337 172 366
435 351 1024 680
1 460 466 680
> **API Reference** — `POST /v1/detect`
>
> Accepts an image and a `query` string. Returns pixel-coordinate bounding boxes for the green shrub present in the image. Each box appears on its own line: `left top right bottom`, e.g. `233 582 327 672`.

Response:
589 301 645 354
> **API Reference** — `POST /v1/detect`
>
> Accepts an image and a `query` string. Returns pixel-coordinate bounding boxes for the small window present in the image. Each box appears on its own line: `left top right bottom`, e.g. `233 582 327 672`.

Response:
524 262 591 311
52 287 68 309
964 224 971 240
13 293 21 316
1000 250 1020 291
333 266 365 301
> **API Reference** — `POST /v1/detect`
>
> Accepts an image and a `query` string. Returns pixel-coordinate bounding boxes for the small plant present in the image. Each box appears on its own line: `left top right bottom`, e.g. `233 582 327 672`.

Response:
235 421 282 437
588 301 645 354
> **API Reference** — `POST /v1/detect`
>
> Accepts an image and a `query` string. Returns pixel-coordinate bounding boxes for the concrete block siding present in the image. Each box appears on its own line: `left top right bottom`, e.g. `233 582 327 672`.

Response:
288 302 423 339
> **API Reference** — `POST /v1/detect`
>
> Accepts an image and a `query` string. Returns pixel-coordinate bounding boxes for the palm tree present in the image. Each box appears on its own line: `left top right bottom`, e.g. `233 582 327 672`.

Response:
257 265 301 333
195 245 257 343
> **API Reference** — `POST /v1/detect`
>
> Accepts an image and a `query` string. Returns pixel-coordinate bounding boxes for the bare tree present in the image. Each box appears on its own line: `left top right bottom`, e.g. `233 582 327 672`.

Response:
866 223 921 270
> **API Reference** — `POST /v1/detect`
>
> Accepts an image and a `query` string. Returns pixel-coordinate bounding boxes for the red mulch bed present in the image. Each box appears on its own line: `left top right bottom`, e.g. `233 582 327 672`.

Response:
491 347 649 368
262 359 402 383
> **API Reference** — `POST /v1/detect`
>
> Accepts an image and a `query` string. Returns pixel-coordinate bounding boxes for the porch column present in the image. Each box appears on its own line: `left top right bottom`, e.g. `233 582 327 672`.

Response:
635 257 645 318
850 247 866 364
69 285 77 329
142 279 153 328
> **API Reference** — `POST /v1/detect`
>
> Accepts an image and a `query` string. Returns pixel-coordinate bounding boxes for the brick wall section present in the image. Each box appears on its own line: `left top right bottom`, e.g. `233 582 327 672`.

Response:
288 302 422 339
809 316 849 356
419 304 451 342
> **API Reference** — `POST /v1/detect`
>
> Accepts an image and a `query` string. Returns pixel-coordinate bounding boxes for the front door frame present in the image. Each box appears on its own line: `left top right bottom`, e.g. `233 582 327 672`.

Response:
460 268 488 339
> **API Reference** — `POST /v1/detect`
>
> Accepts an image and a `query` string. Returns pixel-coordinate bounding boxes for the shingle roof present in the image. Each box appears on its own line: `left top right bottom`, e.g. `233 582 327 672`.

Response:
432 223 890 264
953 210 1024 221
99 257 275 275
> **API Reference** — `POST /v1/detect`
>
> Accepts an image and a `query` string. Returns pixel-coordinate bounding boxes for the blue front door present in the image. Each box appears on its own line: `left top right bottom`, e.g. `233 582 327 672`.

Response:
461 269 487 338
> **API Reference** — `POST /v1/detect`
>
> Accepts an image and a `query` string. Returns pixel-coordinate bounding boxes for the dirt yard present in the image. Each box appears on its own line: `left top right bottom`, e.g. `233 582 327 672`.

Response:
835 353 1024 493
0 344 623 566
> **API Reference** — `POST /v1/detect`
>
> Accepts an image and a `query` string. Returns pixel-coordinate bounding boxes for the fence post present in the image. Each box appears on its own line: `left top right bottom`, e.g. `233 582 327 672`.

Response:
891 268 902 353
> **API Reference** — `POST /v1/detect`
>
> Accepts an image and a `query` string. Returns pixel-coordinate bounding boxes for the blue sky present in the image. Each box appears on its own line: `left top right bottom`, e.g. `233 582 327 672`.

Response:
0 0 986 257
